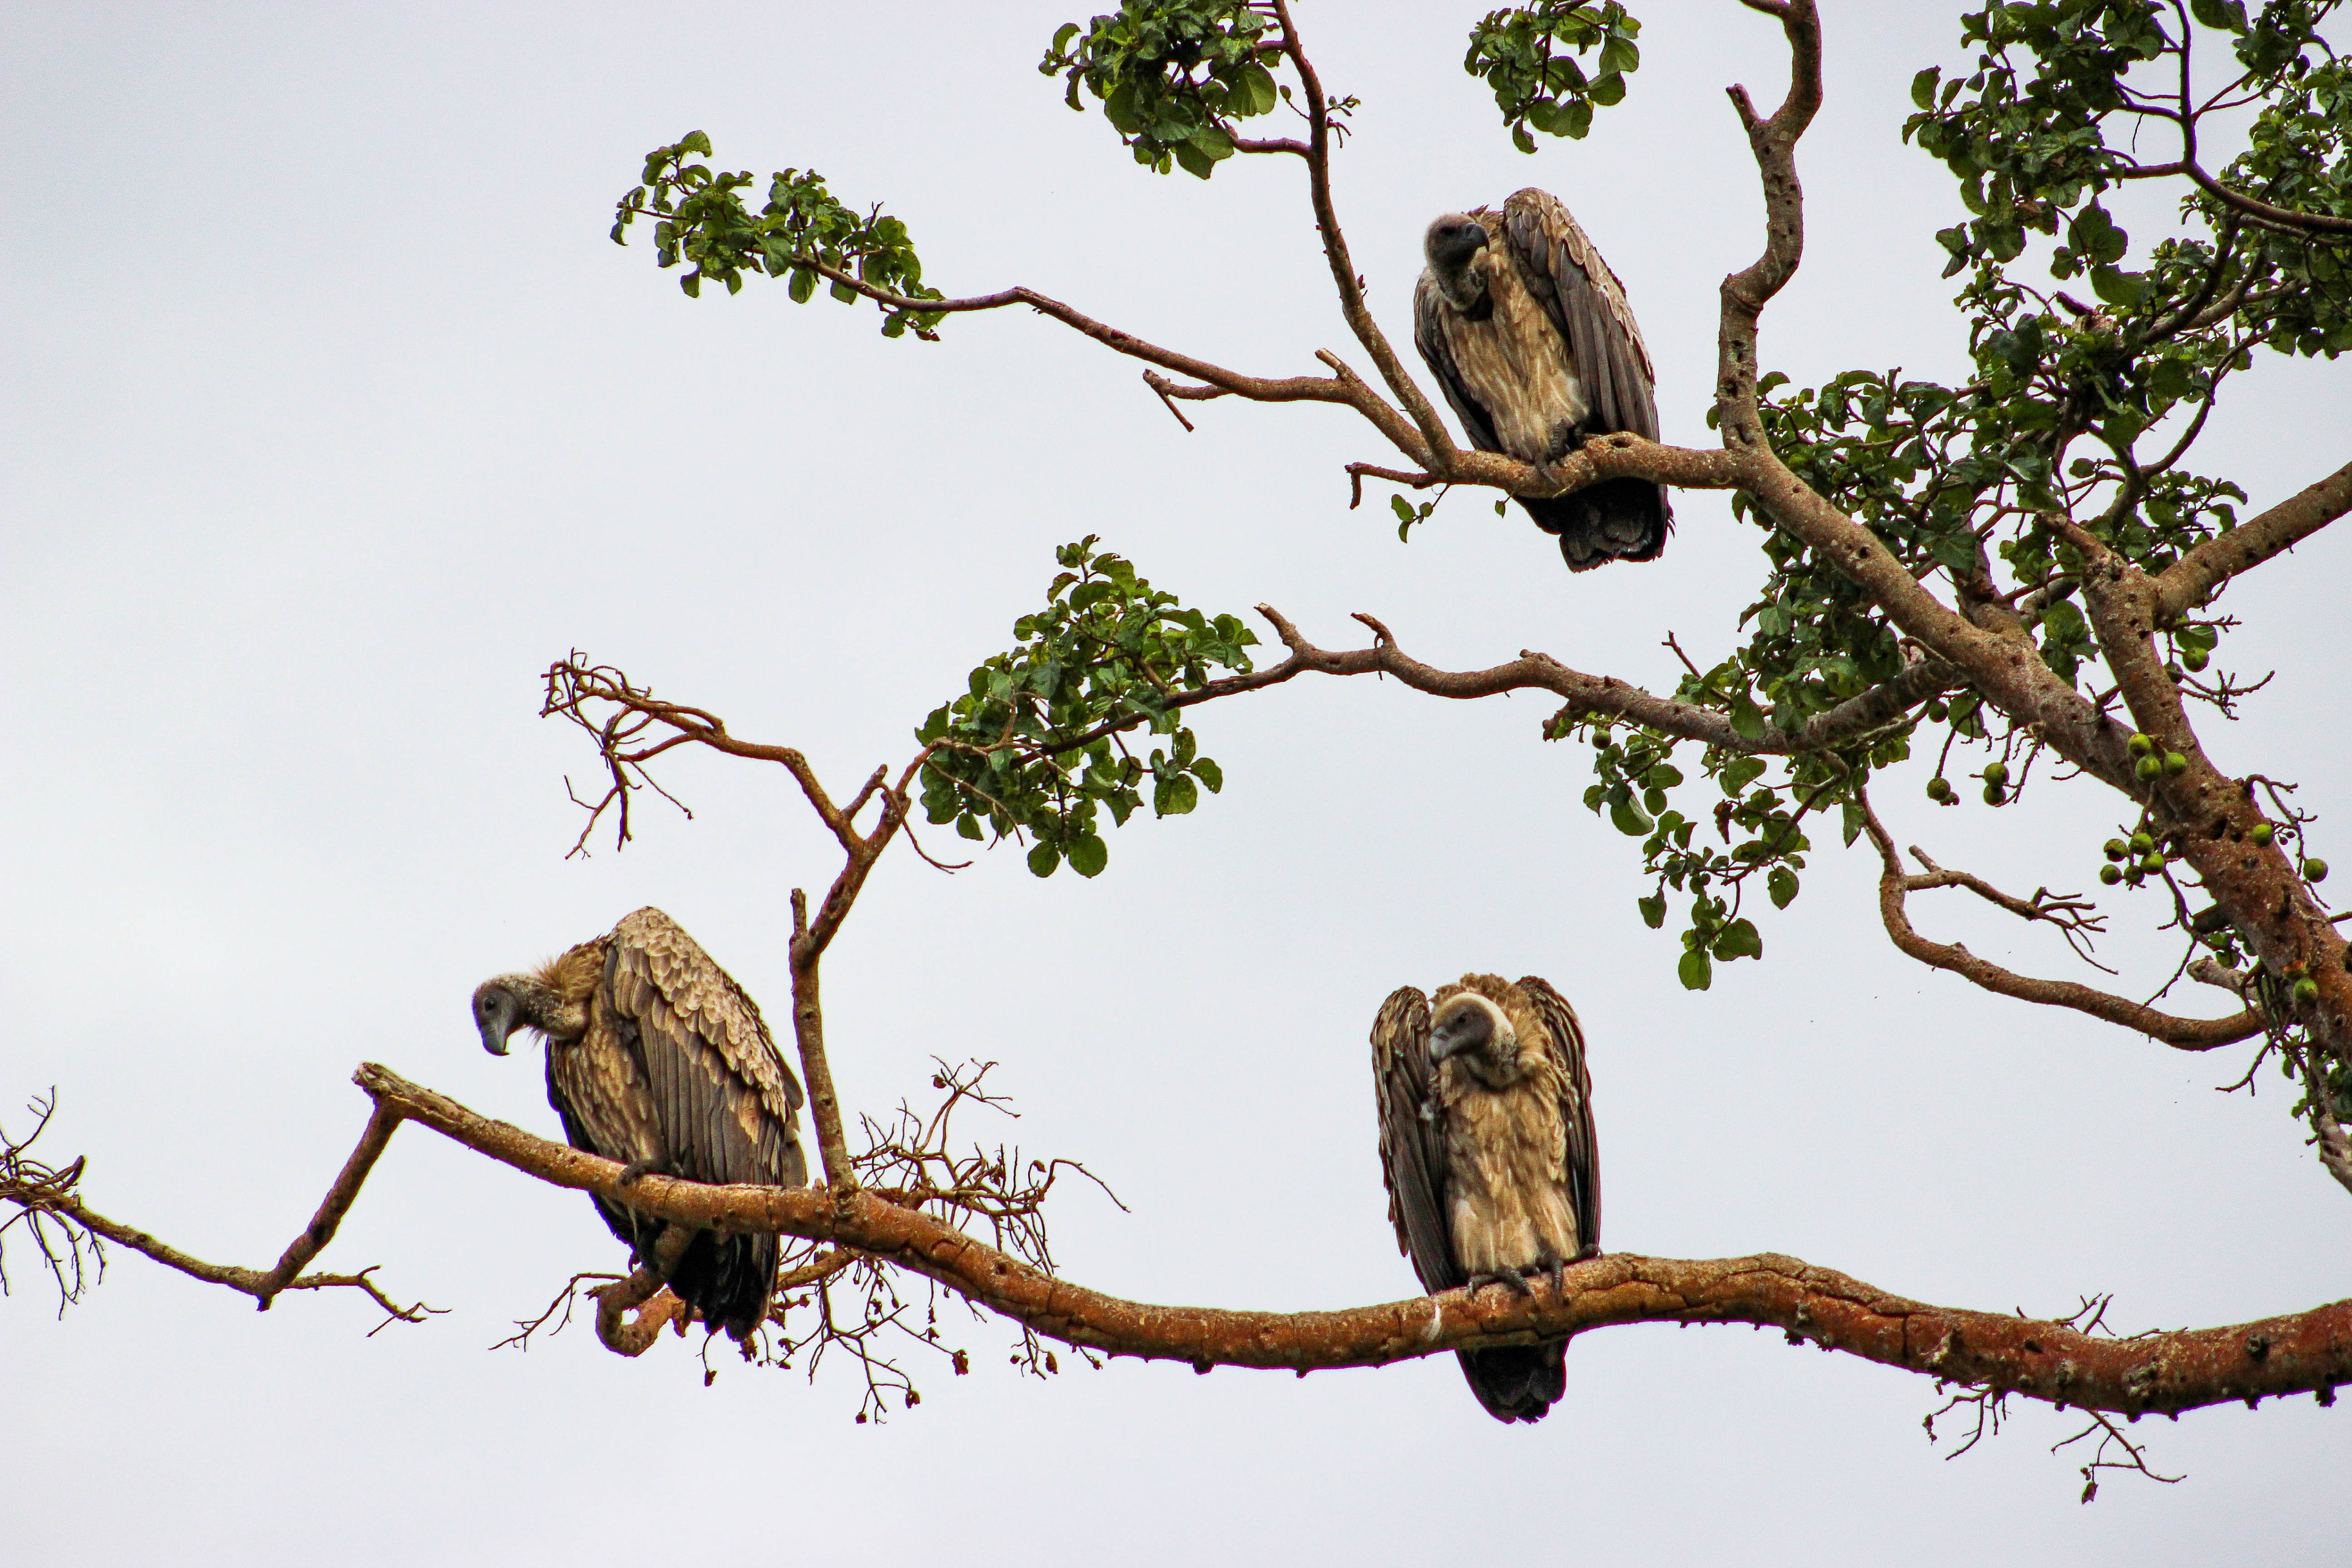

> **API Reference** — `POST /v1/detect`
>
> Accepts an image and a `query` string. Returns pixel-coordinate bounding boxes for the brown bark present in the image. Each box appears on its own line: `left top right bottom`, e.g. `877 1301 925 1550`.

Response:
343 1063 2350 1418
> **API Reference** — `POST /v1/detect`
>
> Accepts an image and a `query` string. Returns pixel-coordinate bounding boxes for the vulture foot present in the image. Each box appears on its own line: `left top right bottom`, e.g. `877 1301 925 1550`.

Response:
616 1157 670 1187
1468 1269 1537 1299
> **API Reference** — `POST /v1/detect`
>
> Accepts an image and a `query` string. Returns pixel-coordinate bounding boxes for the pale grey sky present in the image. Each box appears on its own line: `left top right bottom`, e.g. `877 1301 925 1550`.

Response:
4 3 2346 1562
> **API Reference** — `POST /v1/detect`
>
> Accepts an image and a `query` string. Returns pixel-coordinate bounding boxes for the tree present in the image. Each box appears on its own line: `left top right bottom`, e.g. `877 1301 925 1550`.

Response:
7 0 2348 1507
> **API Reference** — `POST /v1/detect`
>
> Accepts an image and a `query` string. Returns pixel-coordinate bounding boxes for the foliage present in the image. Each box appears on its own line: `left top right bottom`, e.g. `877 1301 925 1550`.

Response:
1464 1 1645 151
916 537 1256 879
1523 1 2348 985
610 133 947 338
1040 1 1285 178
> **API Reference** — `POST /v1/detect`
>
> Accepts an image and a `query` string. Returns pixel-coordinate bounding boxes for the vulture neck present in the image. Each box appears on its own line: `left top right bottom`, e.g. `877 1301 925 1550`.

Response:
1431 249 1495 318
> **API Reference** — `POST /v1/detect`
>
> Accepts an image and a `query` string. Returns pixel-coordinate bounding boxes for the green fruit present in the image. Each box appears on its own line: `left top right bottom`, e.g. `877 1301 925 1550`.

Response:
1983 782 2006 806
2163 752 2188 777
2099 864 2124 885
2127 733 2156 758
1925 700 1949 722
1983 761 2010 785
2136 755 2163 781
2251 823 2275 846
2124 864 2146 885
1927 777 1954 802
2142 852 2167 873
2130 832 2155 855
2293 977 2321 1007
2104 838 2129 861
2182 648 2209 673
2304 859 2329 883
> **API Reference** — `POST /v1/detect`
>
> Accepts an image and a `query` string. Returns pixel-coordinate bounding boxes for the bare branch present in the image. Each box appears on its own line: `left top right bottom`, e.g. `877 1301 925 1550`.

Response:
2156 457 2352 620
1903 844 2113 967
1717 0 1822 448
348 1061 2352 1417
1860 796 2262 1050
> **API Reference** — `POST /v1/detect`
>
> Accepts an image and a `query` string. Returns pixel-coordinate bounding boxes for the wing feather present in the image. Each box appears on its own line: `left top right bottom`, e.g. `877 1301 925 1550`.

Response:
1372 986 1461 1296
607 907 809 1190
1517 975 1600 1257
1501 189 1659 443
1413 272 1503 455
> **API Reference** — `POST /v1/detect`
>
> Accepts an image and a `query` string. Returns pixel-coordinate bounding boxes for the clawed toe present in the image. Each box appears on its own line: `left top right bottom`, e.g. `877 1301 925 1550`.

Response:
1469 1270 1536 1299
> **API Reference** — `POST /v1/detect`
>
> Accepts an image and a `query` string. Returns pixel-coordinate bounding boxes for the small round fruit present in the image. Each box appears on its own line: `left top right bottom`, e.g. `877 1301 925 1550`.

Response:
2104 838 2128 862
1983 782 2006 806
1927 777 1954 802
2251 822 2275 846
2136 755 2163 780
2163 752 2188 777
2127 733 2156 758
2304 859 2329 883
2182 648 2209 673
2130 832 2155 855
1983 761 2010 785
2099 864 2123 885
2124 864 2146 885
2293 977 2321 1007
2142 852 2168 874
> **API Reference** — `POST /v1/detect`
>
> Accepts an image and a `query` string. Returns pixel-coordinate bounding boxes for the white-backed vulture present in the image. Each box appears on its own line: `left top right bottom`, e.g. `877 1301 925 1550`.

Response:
1372 973 1599 1423
471 906 808 1340
1413 187 1672 571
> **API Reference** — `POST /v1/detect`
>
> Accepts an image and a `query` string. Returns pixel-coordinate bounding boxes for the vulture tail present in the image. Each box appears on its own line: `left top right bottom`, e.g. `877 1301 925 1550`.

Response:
666 1230 779 1342
1520 478 1672 572
1457 1341 1569 1423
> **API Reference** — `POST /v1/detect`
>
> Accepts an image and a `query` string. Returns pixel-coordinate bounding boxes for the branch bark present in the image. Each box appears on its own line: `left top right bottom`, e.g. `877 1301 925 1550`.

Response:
2155 456 2352 619
342 1062 2350 1418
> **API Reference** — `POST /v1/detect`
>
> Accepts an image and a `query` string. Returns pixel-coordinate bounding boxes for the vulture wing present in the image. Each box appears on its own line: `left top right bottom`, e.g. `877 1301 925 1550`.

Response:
1371 985 1462 1296
1517 975 1600 1257
1501 187 1659 444
1413 270 1503 457
606 907 808 1192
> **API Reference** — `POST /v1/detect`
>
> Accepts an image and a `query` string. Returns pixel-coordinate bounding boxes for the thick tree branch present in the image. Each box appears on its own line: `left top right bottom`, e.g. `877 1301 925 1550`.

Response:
1716 0 1822 448
2156 457 2352 619
1860 796 2262 1049
341 1062 2350 1416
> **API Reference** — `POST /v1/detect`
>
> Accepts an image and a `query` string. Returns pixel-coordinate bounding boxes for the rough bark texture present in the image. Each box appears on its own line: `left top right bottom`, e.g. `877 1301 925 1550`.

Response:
349 1063 2351 1417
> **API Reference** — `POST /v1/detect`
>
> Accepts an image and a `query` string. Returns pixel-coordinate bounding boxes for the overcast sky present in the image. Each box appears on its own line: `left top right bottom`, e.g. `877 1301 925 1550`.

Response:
5 2 2347 1562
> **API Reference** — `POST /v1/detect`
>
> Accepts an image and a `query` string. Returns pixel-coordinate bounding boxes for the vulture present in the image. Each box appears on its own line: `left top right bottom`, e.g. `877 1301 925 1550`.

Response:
1413 187 1671 571
1372 973 1599 1423
471 907 808 1340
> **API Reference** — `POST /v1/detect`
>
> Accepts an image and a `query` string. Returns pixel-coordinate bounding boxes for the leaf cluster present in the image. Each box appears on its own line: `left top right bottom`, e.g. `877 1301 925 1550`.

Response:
916 537 1256 879
1041 2 1285 178
1464 1 1643 151
611 133 947 338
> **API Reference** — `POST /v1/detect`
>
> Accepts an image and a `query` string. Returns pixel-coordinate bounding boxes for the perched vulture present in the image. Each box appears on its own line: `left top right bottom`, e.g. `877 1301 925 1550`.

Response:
1372 973 1600 1423
471 907 808 1340
1413 187 1671 571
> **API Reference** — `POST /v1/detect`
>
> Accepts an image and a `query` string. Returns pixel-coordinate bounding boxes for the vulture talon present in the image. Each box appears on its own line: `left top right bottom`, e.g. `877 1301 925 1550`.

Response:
1470 1269 1536 1299
617 1158 663 1187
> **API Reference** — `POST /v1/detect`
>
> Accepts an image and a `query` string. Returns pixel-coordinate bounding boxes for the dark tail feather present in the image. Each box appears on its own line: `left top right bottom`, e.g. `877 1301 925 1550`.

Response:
1520 478 1672 571
1457 1341 1568 1423
665 1230 778 1342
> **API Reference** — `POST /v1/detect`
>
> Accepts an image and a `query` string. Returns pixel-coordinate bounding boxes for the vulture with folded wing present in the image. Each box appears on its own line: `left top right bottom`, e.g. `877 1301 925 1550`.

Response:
471 906 808 1340
1372 972 1599 1423
1414 187 1671 571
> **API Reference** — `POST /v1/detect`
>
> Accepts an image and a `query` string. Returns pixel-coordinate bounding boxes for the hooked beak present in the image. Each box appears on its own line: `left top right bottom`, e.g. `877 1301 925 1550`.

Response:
477 991 520 1057
1430 1021 1471 1062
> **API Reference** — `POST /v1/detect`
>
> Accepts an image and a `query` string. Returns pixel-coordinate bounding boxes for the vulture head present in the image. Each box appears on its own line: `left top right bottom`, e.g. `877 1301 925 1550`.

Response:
1423 213 1492 313
471 960 591 1056
1429 989 1524 1089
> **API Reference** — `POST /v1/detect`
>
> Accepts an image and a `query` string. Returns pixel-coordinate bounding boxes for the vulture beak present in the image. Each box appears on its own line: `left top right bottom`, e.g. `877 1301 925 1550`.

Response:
475 986 521 1057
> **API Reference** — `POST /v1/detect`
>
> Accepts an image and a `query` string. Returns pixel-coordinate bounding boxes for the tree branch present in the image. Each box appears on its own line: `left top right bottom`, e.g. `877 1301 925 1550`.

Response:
1716 0 1822 449
1860 795 2262 1050
339 1062 2350 1417
2155 457 2352 619
19 1104 440 1327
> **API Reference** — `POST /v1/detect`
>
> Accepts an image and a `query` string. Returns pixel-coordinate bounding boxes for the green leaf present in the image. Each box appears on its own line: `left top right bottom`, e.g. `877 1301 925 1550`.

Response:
1154 773 1200 816
1713 917 1764 961
1638 893 1667 929
1677 948 1714 991
2089 263 2147 307
1610 796 1655 837
1768 865 1799 909
1190 757 1224 794
1067 834 1109 878
1027 842 1060 878
1911 66 1942 111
